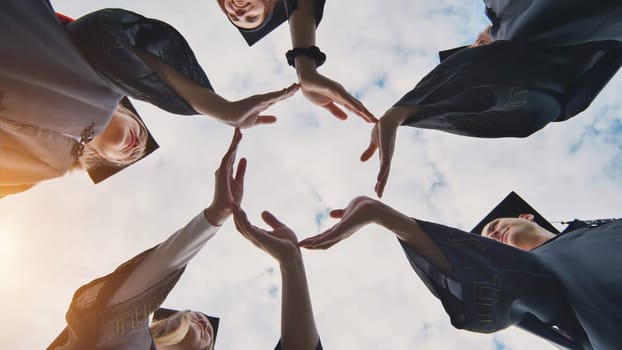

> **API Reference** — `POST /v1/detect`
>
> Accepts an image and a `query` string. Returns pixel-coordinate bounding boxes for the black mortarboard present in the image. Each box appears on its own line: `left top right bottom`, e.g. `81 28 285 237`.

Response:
85 97 159 184
471 191 560 235
234 0 295 46
152 308 220 347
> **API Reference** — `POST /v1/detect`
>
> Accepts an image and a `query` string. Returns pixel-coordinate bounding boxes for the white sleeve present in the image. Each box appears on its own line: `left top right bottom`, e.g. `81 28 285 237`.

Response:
109 211 220 304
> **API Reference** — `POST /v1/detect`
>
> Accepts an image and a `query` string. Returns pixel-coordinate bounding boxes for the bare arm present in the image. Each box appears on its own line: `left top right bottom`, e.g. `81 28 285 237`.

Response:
286 0 376 122
109 129 246 305
280 253 319 350
233 209 320 350
300 196 453 277
135 49 299 128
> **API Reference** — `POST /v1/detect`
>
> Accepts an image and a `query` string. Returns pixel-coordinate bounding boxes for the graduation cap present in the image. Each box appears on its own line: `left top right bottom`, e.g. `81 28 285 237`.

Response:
152 308 220 347
470 191 560 235
229 0 296 46
84 97 159 184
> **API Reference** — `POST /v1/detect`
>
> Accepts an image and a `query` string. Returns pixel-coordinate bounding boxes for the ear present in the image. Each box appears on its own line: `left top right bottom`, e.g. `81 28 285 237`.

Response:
518 213 535 221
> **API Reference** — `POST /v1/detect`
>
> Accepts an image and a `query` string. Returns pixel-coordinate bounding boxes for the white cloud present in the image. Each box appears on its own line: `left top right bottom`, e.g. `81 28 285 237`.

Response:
1 0 621 349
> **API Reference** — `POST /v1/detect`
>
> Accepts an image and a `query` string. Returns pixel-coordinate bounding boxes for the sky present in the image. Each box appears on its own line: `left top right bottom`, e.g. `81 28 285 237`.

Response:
1 1 622 349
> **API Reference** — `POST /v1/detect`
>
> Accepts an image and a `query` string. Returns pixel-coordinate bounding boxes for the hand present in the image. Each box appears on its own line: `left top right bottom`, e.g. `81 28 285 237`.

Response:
298 68 376 123
204 128 247 226
471 25 492 47
233 207 301 264
360 107 411 197
227 83 300 128
299 196 381 249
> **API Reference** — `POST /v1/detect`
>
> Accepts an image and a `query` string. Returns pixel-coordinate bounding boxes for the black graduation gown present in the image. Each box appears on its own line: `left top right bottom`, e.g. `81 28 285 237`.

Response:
66 8 214 115
399 219 622 349
0 5 214 197
394 0 622 138
47 247 186 350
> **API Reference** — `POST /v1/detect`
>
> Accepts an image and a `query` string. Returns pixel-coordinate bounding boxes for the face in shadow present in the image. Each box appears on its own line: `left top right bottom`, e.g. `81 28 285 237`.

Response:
89 104 148 166
481 214 556 250
217 0 277 29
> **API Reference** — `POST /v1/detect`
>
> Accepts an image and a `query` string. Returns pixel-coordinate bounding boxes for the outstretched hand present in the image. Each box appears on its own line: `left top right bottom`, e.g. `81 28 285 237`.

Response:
227 83 300 128
299 196 380 249
233 207 301 263
204 128 246 226
299 70 376 123
360 107 411 197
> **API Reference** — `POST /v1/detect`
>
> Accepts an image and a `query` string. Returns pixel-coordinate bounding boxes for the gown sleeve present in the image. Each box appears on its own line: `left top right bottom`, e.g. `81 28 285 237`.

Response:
394 39 622 138
398 219 567 333
65 8 213 115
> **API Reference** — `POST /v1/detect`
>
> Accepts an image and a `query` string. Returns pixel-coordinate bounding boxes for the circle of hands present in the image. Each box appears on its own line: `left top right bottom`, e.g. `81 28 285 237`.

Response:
211 124 398 259
217 65 416 252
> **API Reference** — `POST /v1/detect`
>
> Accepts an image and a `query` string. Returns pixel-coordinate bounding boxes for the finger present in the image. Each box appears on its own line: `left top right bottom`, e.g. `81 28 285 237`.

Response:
300 232 340 249
261 211 286 230
343 103 377 123
221 128 242 166
360 141 377 162
232 206 266 246
230 128 242 149
335 92 377 123
375 157 391 198
232 206 253 234
255 115 277 125
360 125 378 162
234 158 247 184
329 209 345 218
299 229 333 247
264 84 300 103
305 239 340 250
376 122 397 198
322 103 347 120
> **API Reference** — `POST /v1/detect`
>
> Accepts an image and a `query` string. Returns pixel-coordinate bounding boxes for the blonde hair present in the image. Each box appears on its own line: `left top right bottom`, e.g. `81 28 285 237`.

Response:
75 103 148 170
150 310 192 347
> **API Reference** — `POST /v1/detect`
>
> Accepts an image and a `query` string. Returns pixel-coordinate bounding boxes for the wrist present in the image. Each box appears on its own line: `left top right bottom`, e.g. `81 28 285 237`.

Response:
370 201 396 228
384 106 416 125
279 252 305 272
203 205 230 226
286 46 326 70
295 57 319 81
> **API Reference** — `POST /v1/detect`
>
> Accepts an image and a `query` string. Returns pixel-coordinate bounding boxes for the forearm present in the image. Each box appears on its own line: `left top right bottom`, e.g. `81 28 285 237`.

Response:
135 49 233 122
373 203 453 276
288 0 320 80
279 255 320 350
109 211 220 304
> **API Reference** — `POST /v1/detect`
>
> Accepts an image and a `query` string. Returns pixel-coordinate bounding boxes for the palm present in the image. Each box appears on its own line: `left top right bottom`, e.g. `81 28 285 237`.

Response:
207 128 246 225
360 107 411 197
228 83 299 128
299 196 379 249
300 72 376 123
233 208 300 263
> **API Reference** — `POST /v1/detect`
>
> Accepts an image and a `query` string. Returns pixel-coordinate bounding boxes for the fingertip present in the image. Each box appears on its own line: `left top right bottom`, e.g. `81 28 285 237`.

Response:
257 116 277 125
360 145 375 162
360 151 370 162
329 209 344 218
325 104 347 120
